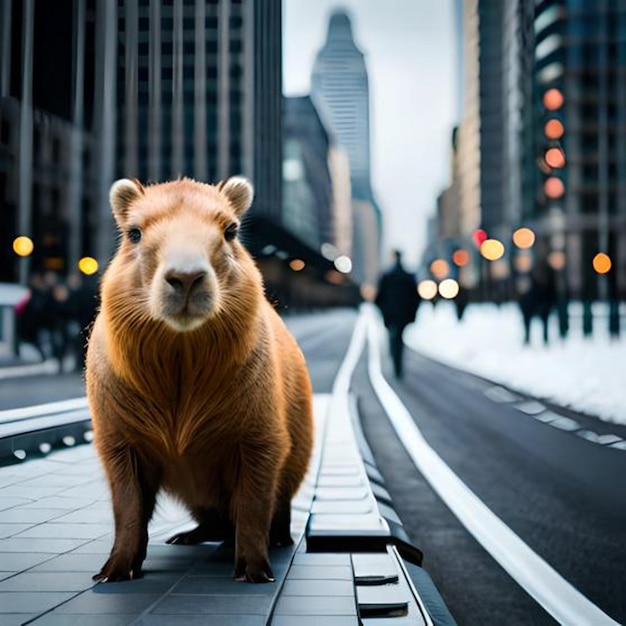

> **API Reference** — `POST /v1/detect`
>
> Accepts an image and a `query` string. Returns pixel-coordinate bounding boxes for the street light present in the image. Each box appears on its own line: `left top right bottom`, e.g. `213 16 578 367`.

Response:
452 249 470 267
289 259 305 272
438 279 459 300
78 257 99 275
544 177 565 199
592 252 611 275
480 239 505 261
544 119 565 140
429 258 450 280
13 236 34 257
417 280 437 300
512 228 536 249
543 88 564 111
545 146 566 169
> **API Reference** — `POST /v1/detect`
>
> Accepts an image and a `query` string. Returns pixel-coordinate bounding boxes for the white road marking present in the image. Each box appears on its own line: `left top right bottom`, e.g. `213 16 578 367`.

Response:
514 400 546 415
484 386 521 403
576 431 622 446
362 305 619 626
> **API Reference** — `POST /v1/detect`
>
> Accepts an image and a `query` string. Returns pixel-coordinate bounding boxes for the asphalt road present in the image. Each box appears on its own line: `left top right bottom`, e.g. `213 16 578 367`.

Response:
2 307 625 625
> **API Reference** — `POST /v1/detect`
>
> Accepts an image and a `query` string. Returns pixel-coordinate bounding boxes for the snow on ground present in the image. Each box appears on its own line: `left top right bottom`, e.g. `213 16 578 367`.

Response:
404 301 626 426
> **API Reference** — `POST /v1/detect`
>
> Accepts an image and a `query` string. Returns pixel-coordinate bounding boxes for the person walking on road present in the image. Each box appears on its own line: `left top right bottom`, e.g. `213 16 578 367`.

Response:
375 250 420 379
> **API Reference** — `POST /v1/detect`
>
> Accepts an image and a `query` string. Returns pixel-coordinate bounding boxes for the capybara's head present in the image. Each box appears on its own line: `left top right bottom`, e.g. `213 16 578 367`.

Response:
108 176 255 332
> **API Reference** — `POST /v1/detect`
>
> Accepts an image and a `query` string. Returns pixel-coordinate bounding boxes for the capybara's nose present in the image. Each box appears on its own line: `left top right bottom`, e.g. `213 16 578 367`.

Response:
164 269 208 300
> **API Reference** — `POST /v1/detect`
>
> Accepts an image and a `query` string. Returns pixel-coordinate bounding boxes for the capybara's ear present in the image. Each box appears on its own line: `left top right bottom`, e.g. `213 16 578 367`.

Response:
219 176 254 217
109 179 145 225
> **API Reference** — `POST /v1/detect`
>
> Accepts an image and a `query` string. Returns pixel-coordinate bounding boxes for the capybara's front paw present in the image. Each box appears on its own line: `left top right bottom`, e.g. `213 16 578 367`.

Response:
92 555 143 583
234 557 275 583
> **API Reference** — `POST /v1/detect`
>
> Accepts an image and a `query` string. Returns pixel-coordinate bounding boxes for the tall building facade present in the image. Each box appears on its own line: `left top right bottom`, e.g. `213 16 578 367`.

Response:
283 95 342 252
0 0 111 282
434 0 625 302
1 0 284 284
311 11 371 201
310 10 380 287
531 0 626 300
116 0 282 224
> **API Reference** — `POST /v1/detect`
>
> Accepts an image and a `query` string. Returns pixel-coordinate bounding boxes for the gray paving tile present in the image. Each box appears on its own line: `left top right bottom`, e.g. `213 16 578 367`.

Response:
53 508 112 524
282 579 353 596
19 496 95 509
17 473 94 488
286 565 353 580
0 474 22 489
0 572 95 592
187 560 239 576
0 497 34 512
273 595 357 616
272 617 359 626
173 576 275 595
0 552 55 572
0 537 91 553
69 539 114 554
153 593 270 615
292 552 351 566
0 486 66 499
52 591 161 614
0 523 33 538
0 508 67 524
91 572 182 595
29 553 104 573
15 523 110 540
136 616 265 626
29 615 136 626
0 614 39 625
0 591 74 614
57 484 109 500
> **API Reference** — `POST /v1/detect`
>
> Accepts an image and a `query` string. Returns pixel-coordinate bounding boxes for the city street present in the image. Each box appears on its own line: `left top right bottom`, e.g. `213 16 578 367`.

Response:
1 307 624 625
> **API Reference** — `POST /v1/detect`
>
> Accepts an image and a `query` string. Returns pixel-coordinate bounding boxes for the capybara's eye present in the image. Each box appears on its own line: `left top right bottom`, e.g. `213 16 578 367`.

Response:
128 228 142 244
224 223 238 242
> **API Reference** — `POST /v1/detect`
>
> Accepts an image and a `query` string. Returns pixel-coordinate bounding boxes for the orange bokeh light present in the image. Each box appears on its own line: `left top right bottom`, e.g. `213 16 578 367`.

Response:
545 147 566 169
544 119 565 140
512 228 536 249
430 258 450 280
544 177 565 199
548 251 566 271
592 253 611 275
452 249 470 267
543 88 564 111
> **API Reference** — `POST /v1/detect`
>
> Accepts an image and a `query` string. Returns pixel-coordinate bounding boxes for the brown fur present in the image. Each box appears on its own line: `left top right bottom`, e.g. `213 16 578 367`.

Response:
86 177 313 583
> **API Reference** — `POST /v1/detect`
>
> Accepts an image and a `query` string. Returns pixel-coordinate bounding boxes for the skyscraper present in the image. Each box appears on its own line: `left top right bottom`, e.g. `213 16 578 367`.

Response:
116 0 282 224
311 10 372 201
0 0 284 283
310 10 380 286
531 0 626 301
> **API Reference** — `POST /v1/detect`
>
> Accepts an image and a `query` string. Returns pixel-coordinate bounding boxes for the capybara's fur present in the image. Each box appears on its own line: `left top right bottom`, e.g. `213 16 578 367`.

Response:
86 177 313 583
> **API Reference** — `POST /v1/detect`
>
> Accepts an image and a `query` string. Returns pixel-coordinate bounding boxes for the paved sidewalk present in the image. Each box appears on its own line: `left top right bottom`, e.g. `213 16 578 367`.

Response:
0 398 328 625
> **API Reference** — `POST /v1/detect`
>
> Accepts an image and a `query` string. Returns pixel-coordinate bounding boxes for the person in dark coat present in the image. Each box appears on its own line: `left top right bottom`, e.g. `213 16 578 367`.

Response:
375 250 420 378
519 255 557 345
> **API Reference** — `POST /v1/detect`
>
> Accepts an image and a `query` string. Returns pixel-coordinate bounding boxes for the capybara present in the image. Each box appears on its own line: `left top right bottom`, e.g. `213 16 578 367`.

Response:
86 176 313 583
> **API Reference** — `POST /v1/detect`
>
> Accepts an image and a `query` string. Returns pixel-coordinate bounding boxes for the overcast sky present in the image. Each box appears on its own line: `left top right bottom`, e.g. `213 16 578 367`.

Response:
282 0 458 269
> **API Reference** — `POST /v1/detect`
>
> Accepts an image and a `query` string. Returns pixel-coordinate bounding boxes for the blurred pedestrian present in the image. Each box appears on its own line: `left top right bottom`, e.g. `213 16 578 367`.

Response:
519 254 557 345
15 273 48 361
66 273 99 371
375 250 420 379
